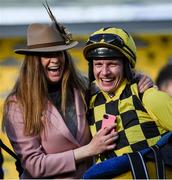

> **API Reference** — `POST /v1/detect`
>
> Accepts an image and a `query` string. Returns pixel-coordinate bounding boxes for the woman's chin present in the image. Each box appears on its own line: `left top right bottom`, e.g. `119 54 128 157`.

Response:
48 76 62 84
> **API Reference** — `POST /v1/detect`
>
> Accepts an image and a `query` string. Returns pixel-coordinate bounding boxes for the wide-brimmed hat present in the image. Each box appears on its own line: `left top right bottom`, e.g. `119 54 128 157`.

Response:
14 23 78 55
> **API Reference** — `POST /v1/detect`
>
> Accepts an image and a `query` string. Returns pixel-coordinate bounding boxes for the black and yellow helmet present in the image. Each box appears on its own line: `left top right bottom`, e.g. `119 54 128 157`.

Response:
83 27 136 68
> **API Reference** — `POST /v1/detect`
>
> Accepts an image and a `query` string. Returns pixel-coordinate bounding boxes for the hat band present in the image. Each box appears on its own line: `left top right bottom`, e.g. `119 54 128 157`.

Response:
28 41 66 49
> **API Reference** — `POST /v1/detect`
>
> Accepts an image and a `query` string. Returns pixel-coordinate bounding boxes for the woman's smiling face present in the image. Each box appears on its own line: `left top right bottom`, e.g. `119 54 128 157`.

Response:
41 52 65 84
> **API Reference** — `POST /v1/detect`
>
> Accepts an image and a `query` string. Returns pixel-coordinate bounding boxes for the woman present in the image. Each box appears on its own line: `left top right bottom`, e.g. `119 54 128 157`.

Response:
2 22 118 179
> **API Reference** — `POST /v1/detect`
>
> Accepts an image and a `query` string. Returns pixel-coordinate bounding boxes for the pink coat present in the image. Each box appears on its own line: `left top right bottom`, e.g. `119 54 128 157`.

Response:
5 89 92 179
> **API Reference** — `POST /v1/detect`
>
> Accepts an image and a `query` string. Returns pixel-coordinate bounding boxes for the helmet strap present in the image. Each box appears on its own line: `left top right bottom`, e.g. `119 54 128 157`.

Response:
123 59 134 82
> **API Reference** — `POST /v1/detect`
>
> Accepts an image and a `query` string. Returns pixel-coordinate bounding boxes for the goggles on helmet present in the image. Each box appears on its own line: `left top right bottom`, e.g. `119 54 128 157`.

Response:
86 33 136 60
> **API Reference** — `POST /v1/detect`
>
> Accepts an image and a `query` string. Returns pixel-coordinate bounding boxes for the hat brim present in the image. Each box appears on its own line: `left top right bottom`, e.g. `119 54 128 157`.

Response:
83 42 135 67
15 41 78 55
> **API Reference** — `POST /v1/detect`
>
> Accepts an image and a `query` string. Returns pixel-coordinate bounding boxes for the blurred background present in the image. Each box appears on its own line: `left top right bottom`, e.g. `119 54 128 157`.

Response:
1 0 172 178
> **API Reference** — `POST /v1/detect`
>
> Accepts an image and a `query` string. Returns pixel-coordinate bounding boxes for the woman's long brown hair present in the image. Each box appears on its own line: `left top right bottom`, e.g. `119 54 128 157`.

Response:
2 51 87 136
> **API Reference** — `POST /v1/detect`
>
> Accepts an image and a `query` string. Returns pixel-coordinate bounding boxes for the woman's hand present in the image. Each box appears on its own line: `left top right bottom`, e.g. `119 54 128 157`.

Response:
87 125 118 157
134 72 154 93
138 74 154 93
74 124 118 162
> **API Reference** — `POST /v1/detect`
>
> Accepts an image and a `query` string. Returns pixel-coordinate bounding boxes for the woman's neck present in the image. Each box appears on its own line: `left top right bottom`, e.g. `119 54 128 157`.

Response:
47 82 61 93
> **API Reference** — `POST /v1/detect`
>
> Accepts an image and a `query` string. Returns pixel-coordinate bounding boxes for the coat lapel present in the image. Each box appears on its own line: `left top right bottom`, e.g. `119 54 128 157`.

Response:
46 90 85 146
74 89 87 142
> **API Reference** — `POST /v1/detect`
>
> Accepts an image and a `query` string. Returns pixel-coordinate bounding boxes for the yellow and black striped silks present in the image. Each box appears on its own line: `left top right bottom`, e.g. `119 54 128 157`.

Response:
88 79 167 163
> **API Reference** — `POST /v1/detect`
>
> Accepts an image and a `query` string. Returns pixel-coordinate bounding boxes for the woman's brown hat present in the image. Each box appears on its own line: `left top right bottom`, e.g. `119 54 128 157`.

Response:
14 23 78 54
15 2 78 55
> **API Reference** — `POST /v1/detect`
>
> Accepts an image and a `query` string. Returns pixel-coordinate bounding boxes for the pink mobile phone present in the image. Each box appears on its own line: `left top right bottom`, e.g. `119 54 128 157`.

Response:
101 114 116 132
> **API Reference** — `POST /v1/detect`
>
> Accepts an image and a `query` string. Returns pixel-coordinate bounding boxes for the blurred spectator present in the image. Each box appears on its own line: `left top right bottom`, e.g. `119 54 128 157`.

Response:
156 62 172 96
